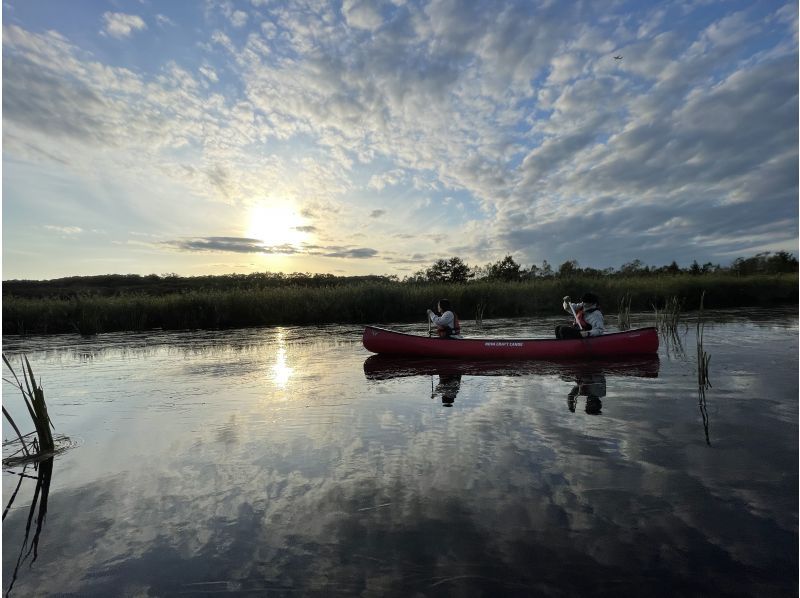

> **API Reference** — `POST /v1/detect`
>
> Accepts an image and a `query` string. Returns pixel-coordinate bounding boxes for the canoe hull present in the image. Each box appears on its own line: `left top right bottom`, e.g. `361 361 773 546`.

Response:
362 326 659 359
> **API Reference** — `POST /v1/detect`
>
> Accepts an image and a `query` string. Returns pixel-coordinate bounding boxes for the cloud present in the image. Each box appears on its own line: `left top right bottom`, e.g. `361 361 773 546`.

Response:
44 225 83 235
321 247 378 259
367 169 406 190
163 237 273 254
101 12 147 39
161 237 378 260
2 1 796 278
342 0 384 31
155 14 175 28
230 10 248 28
198 65 219 83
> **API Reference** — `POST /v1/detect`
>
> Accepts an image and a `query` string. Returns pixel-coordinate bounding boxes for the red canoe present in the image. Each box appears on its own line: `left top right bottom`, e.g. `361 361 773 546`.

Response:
362 325 659 359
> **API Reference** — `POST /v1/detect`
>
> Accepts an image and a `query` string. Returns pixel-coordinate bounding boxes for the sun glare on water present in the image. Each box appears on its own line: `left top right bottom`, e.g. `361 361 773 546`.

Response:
246 202 308 247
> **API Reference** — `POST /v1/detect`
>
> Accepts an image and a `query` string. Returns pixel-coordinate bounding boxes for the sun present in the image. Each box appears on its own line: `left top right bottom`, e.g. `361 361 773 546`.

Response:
246 201 308 247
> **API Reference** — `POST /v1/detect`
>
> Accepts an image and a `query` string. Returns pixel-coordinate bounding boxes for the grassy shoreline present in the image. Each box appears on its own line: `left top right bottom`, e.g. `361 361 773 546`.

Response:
3 273 796 335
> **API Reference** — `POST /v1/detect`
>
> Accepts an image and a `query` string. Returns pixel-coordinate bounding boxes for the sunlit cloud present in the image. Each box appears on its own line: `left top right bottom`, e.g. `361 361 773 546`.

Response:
101 12 147 39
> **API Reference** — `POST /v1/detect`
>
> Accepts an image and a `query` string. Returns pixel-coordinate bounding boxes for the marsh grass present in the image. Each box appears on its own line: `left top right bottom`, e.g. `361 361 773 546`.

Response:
2 355 55 463
2 273 796 335
653 295 683 334
651 295 687 357
617 293 632 331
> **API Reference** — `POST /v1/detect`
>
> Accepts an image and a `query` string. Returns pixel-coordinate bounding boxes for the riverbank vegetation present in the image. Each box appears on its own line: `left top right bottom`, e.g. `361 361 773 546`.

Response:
3 252 797 335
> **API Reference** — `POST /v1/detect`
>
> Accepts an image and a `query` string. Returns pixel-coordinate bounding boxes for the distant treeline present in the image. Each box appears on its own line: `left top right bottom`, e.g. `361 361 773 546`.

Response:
2 272 396 299
3 272 797 336
406 251 798 283
3 251 797 300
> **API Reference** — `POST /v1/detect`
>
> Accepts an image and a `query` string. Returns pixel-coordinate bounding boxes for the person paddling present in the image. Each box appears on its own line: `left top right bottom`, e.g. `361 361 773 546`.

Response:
427 299 462 339
556 292 605 339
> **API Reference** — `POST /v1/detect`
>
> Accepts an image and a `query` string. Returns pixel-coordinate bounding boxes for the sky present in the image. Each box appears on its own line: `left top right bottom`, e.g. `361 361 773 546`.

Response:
2 0 798 280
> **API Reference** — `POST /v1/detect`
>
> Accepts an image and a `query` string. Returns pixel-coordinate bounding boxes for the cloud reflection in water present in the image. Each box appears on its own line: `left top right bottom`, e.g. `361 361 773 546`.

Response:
2 319 797 596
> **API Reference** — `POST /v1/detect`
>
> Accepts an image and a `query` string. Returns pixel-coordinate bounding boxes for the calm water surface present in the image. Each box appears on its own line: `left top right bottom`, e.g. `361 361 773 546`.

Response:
2 310 797 597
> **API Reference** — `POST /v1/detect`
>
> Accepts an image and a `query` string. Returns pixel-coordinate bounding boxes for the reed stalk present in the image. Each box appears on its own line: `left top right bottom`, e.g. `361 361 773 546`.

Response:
474 297 487 329
653 295 682 333
617 293 632 331
696 291 711 389
2 355 55 458
698 385 711 446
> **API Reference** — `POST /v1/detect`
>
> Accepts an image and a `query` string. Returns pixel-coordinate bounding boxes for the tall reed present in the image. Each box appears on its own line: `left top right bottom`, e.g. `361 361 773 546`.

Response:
696 291 711 389
617 293 632 331
696 291 712 445
2 355 54 458
474 296 488 329
653 295 683 334
698 385 711 446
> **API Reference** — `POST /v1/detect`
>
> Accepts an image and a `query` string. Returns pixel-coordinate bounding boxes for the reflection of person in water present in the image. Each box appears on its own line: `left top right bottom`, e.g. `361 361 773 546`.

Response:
432 373 462 406
567 373 606 414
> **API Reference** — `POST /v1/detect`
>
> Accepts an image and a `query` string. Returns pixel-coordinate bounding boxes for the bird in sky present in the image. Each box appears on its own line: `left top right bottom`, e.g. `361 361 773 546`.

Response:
614 55 623 60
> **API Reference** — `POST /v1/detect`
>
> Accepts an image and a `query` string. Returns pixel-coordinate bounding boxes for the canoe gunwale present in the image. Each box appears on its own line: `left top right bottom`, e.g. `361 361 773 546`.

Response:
364 325 657 343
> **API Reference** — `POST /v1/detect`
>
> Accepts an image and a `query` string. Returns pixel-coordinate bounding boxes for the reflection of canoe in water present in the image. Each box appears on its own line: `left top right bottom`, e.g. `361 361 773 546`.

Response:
362 326 659 359
363 354 660 380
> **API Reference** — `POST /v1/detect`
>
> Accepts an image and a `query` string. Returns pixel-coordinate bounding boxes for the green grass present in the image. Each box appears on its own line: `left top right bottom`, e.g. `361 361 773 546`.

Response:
2 273 796 335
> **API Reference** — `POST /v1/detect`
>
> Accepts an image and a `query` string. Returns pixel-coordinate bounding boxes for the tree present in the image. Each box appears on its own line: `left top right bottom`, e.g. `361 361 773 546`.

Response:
540 260 553 278
425 257 473 283
767 251 798 273
557 260 579 278
580 267 604 277
701 262 716 274
487 255 522 282
619 259 648 276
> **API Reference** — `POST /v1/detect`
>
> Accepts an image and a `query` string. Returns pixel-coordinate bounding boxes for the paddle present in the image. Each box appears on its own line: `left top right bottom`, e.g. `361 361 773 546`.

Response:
567 300 583 331
427 300 438 337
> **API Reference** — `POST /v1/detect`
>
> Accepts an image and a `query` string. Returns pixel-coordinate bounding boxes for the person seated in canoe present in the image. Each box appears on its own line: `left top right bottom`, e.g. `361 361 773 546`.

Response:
556 292 605 339
427 299 462 339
